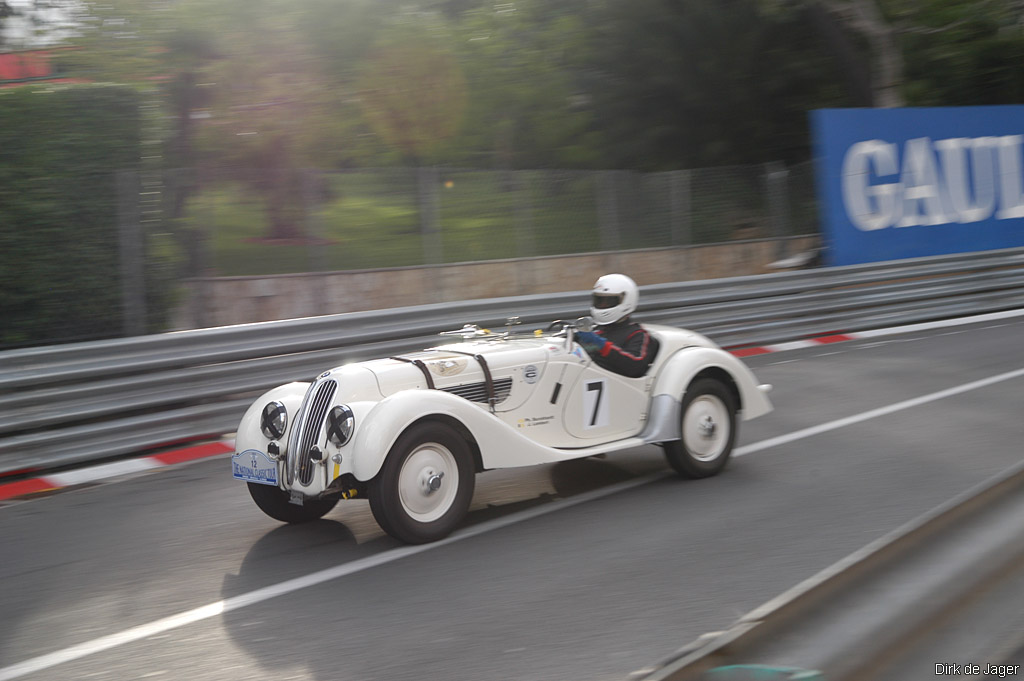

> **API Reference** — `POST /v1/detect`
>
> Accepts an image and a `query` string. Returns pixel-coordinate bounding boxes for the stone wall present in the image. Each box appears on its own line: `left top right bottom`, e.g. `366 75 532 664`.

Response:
171 236 818 329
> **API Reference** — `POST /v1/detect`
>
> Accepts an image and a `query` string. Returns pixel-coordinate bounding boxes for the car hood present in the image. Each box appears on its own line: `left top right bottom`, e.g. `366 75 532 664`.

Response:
360 338 556 412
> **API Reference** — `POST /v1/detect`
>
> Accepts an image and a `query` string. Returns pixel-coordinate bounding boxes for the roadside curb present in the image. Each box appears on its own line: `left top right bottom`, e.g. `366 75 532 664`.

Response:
728 333 855 358
0 439 235 503
724 307 1024 357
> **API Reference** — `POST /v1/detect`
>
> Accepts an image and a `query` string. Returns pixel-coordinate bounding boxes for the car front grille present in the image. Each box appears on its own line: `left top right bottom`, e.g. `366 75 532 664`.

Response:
288 379 337 486
441 377 513 405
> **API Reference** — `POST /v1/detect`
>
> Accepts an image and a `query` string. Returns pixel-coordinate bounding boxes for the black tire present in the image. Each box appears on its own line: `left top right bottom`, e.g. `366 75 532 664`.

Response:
247 482 338 523
663 378 737 479
369 422 475 544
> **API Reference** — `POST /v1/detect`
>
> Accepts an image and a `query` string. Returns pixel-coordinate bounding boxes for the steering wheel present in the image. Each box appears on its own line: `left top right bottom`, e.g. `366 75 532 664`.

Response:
546 320 568 335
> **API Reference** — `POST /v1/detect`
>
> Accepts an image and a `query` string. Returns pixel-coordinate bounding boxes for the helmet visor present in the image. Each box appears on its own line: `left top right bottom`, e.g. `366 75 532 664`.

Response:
592 293 623 310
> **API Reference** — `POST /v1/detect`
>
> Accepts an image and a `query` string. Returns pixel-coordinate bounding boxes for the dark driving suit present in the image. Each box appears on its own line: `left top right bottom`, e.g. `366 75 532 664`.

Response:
588 318 659 378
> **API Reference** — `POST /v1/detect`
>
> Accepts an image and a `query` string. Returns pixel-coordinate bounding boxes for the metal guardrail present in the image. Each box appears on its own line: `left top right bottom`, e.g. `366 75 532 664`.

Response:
3 246 1024 476
635 457 1024 680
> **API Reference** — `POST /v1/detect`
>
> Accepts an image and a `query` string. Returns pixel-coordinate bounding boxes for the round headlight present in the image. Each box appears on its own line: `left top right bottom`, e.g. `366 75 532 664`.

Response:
260 401 288 440
327 405 355 446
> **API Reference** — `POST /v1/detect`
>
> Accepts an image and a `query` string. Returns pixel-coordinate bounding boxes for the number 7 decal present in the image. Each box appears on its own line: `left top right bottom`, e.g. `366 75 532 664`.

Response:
583 379 609 429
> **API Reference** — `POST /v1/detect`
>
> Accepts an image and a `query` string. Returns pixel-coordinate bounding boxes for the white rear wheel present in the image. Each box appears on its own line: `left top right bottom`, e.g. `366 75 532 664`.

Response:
681 393 731 462
664 378 737 478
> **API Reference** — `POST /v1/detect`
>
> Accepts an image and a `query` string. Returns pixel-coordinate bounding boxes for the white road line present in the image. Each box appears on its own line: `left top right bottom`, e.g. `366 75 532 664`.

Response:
5 364 1024 680
852 308 1024 339
735 365 1024 457
0 472 667 681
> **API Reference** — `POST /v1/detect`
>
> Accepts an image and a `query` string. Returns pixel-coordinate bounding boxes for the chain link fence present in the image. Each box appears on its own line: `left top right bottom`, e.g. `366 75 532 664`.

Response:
5 162 819 348
172 162 818 278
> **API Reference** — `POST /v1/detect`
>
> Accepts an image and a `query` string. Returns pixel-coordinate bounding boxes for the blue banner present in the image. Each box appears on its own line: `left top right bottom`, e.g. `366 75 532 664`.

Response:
812 107 1024 266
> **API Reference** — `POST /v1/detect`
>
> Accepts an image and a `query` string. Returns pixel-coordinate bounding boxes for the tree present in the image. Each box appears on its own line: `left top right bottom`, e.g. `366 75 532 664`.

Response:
357 24 467 165
60 0 393 240
0 1 14 49
804 0 906 106
450 0 600 169
0 0 85 49
898 0 1024 105
588 0 848 169
766 0 1024 107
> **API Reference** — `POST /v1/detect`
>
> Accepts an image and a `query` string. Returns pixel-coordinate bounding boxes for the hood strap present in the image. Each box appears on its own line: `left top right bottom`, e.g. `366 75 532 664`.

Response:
445 350 497 413
390 356 435 390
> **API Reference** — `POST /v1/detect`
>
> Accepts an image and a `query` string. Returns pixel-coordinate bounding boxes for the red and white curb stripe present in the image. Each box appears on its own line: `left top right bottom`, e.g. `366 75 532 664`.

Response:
0 440 235 503
726 308 1024 357
730 333 856 357
3 307 1024 504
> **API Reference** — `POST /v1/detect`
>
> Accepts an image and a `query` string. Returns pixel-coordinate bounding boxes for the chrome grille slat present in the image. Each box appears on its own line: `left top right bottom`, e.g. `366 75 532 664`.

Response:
286 382 318 485
441 377 512 405
295 379 337 486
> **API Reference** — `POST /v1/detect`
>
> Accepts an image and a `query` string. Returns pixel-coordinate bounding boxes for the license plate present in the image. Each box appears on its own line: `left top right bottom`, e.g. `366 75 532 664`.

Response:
232 449 279 486
289 490 304 506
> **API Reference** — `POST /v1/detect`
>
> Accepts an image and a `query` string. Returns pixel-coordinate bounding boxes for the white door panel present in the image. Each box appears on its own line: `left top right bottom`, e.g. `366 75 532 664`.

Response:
563 366 648 441
496 358 590 448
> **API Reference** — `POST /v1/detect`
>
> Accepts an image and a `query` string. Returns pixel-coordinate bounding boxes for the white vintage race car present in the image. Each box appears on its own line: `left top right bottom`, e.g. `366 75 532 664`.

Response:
232 317 773 543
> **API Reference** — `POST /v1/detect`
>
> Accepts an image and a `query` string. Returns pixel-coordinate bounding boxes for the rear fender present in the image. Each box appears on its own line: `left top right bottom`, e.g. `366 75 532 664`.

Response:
651 347 773 421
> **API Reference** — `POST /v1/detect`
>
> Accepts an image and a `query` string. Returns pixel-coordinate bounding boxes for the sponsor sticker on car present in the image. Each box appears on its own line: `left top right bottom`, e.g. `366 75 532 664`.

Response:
232 449 279 486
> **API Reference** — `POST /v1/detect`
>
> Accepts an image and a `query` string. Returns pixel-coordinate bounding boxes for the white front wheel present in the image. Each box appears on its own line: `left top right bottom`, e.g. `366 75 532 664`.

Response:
397 443 460 523
370 422 475 544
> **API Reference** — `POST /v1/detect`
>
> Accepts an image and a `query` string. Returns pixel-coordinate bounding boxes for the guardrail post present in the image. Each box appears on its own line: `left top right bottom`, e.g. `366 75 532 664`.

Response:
513 170 536 259
670 169 693 247
304 169 328 315
117 170 146 337
765 162 791 261
418 166 443 266
596 170 622 252
189 171 213 329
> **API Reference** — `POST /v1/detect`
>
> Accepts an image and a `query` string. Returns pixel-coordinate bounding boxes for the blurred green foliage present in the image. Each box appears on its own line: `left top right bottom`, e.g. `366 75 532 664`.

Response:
12 0 1024 176
0 85 141 347
589 0 849 169
899 0 1024 105
3 0 1024 339
189 170 605 275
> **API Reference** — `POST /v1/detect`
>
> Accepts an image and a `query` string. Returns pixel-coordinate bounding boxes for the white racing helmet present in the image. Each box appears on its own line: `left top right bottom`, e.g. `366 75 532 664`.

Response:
590 273 638 325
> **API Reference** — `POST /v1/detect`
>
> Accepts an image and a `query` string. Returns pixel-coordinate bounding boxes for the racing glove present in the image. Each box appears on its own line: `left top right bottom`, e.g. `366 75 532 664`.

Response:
575 330 607 352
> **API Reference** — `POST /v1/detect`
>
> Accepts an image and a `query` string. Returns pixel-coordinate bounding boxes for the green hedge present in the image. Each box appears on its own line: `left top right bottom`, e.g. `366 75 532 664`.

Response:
0 84 141 347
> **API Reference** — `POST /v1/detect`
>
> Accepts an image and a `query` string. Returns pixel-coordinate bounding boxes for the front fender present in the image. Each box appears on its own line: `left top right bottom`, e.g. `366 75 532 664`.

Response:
653 346 773 420
350 390 490 481
235 382 311 458
350 389 586 481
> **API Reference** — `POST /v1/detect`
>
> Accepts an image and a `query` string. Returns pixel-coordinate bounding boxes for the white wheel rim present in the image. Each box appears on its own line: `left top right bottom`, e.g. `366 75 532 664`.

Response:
398 443 459 523
682 394 730 462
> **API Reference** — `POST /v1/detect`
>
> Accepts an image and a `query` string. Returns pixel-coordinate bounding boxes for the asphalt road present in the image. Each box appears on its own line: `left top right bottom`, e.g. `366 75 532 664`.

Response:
2 316 1024 681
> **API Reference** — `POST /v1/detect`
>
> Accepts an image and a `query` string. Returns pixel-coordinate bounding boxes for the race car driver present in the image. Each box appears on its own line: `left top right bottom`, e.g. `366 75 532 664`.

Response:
574 273 659 378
